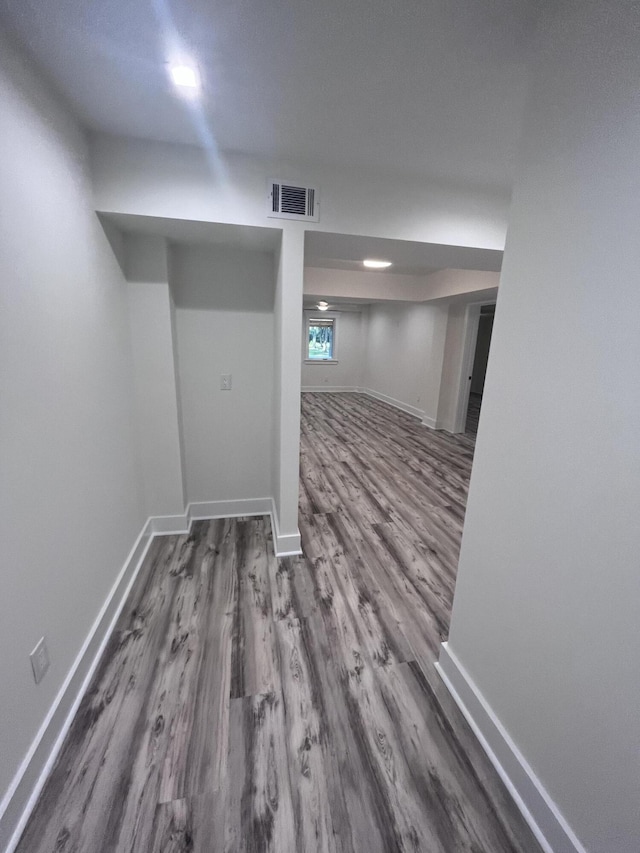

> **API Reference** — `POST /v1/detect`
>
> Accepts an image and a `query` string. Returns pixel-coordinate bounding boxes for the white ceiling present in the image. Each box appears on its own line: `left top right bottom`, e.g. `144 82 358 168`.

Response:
1 0 538 191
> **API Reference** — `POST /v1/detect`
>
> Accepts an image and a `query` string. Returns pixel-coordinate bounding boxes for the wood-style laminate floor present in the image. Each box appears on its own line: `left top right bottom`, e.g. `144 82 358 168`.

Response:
16 392 542 853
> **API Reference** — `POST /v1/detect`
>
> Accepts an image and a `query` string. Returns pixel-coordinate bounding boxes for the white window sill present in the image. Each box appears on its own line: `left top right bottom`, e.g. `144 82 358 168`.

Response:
305 359 339 364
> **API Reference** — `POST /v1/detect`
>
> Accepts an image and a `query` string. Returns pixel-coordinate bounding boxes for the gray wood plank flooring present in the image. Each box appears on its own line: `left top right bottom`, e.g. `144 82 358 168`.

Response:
15 392 541 852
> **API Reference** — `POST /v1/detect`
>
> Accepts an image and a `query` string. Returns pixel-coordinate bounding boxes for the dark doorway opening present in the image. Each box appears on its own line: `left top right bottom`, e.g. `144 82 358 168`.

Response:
466 304 495 435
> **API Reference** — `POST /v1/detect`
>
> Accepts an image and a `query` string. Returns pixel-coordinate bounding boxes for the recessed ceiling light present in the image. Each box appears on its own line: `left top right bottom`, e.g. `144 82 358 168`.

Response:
169 64 200 91
363 259 392 269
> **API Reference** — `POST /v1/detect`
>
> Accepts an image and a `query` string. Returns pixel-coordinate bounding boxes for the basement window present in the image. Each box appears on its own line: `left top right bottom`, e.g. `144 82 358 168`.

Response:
307 316 336 361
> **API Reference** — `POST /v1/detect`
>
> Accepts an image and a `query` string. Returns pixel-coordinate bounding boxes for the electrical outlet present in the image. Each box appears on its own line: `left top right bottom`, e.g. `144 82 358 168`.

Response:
220 374 232 391
30 636 50 684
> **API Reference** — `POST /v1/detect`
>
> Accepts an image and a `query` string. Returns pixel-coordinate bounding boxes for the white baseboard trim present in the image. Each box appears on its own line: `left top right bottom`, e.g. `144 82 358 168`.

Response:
0 494 302 852
147 498 301 558
0 524 153 853
436 642 586 853
302 386 441 432
188 497 273 521
270 499 302 556
189 498 301 557
359 387 425 420
301 385 359 393
148 513 190 535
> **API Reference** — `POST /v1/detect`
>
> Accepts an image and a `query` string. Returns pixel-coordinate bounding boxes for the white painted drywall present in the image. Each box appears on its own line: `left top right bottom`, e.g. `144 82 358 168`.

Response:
171 244 275 504
0 33 144 846
89 133 510 250
423 269 500 302
125 234 185 516
271 228 305 546
305 267 501 304
168 282 188 506
364 302 448 423
436 303 470 432
88 134 507 549
271 241 285 519
446 3 640 851
305 268 429 302
422 304 449 428
301 310 366 390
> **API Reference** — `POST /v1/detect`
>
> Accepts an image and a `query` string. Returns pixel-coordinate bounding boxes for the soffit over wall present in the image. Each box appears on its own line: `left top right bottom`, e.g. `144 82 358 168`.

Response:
305 231 503 276
99 213 282 253
304 232 502 306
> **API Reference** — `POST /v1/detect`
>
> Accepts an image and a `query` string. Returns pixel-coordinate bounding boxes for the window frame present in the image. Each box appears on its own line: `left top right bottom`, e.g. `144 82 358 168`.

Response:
304 311 339 364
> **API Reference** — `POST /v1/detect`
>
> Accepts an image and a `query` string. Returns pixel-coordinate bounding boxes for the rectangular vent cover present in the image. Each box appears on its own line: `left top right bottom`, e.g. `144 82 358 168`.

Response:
268 180 320 222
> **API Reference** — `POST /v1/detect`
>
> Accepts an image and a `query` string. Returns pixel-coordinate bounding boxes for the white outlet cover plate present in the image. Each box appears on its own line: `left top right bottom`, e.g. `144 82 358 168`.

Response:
30 636 50 684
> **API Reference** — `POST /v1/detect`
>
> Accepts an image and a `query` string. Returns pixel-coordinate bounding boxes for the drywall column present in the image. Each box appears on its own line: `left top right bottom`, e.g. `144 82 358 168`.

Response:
272 227 304 553
126 234 185 517
442 3 640 852
421 302 448 428
436 302 471 433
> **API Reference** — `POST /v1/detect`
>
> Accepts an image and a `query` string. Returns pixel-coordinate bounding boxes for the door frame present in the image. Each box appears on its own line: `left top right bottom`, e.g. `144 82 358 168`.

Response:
451 299 496 434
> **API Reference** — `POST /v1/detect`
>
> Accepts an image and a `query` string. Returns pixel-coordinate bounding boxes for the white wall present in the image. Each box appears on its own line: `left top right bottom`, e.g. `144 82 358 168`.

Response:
169 283 188 509
272 242 285 523
0 33 144 848
89 133 508 550
90 134 510 250
171 244 275 504
305 268 429 302
126 235 185 516
436 303 469 432
301 309 366 390
445 3 640 852
424 269 500 302
364 302 448 424
304 267 500 304
271 228 305 550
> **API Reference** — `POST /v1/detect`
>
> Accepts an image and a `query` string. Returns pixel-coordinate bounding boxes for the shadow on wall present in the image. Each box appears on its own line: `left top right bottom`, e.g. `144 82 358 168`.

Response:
171 244 276 312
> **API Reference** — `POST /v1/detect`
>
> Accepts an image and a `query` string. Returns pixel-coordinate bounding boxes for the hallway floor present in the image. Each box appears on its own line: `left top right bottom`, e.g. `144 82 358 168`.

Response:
16 393 541 852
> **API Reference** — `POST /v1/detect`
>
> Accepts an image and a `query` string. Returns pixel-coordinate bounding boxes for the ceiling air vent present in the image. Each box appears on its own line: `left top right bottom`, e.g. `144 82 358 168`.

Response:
268 180 320 222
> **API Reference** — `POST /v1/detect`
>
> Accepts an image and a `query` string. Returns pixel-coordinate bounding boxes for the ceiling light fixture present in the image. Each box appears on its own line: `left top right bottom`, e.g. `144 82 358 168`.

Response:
317 301 329 311
363 258 392 269
169 63 200 92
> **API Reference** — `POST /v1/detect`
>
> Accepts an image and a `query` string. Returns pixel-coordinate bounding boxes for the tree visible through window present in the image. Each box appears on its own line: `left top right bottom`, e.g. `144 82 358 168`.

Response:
308 317 334 359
